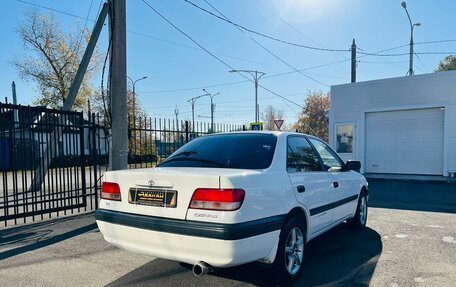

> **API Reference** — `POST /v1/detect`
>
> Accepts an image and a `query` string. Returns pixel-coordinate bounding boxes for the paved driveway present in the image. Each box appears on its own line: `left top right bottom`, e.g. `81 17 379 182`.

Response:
0 180 455 286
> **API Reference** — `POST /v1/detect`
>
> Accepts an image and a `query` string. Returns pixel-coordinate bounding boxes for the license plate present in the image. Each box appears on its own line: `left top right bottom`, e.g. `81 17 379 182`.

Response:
128 188 177 208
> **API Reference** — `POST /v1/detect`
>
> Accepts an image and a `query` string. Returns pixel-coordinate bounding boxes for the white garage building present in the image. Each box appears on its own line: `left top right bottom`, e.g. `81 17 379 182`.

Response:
329 70 456 177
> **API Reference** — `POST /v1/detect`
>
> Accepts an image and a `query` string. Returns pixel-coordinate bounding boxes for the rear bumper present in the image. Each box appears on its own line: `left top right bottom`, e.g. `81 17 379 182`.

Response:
95 209 284 267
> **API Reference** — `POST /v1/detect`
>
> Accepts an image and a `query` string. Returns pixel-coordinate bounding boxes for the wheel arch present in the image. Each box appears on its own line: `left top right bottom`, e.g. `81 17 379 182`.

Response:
361 185 369 196
283 206 310 239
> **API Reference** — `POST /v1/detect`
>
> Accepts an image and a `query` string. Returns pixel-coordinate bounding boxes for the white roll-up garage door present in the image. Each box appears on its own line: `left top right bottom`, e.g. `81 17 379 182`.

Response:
365 108 444 175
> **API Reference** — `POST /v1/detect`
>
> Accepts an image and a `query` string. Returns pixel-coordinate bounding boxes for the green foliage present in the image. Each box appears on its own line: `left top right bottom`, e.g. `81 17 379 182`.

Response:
435 55 456 72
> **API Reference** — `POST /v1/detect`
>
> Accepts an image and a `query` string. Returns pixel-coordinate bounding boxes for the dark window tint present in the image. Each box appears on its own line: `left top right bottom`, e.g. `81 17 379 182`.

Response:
309 138 343 171
158 134 277 169
287 137 322 172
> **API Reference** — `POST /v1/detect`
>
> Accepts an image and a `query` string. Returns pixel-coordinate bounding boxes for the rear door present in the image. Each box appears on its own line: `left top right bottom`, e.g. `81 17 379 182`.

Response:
308 138 359 222
286 136 334 236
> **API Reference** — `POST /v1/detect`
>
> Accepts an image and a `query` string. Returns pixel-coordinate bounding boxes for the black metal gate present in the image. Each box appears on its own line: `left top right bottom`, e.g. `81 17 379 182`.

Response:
0 103 107 226
1 101 242 227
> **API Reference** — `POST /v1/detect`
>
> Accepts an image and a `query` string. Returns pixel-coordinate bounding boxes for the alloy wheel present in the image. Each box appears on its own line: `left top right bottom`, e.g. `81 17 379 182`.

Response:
284 227 304 275
359 196 367 225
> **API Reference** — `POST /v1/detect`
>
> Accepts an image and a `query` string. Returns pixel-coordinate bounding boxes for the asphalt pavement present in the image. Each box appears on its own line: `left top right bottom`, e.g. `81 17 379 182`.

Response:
0 180 455 287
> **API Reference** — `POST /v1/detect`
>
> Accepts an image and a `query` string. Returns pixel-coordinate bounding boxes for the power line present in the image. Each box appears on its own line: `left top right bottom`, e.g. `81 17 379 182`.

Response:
140 0 304 108
200 0 329 87
127 30 268 66
139 59 349 94
18 0 453 80
140 80 249 94
14 0 268 67
17 0 455 60
358 60 409 64
138 41 452 95
253 0 350 61
13 0 343 91
415 39 456 45
184 0 350 53
264 59 350 79
16 0 90 20
358 51 456 57
75 0 94 54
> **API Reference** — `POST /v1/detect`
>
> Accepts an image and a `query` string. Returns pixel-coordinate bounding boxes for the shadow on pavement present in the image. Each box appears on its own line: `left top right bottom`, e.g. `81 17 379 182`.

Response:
0 214 98 261
107 224 382 287
0 223 97 261
368 180 456 213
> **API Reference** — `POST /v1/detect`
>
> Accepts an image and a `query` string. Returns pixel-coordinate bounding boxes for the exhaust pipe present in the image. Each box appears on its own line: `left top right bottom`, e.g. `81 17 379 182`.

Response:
192 261 211 277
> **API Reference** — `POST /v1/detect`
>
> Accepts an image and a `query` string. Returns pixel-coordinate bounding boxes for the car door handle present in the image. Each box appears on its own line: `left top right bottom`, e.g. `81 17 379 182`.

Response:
297 185 306 193
333 182 339 188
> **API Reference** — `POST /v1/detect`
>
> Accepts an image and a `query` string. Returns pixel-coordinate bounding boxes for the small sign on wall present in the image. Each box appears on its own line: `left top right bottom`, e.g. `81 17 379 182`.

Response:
336 124 354 154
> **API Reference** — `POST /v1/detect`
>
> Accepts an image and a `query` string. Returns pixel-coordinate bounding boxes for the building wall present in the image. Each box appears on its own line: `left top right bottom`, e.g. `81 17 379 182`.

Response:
329 70 456 176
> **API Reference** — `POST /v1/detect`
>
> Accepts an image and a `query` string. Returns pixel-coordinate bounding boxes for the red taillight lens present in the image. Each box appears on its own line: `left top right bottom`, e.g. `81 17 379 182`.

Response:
101 182 121 201
189 188 245 211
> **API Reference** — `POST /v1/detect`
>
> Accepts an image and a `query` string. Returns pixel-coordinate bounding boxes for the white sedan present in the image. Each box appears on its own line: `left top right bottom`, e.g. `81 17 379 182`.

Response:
95 132 368 284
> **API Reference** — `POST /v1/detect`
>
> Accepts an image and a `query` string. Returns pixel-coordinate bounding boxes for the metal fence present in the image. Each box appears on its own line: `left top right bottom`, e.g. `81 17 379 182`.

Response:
128 116 243 169
0 101 242 226
0 103 107 226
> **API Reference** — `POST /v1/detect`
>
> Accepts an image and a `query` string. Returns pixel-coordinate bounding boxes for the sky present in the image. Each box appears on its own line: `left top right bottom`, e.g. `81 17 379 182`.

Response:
1 0 455 127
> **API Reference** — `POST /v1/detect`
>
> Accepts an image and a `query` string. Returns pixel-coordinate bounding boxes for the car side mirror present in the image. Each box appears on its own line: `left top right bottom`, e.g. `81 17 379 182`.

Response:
343 160 361 172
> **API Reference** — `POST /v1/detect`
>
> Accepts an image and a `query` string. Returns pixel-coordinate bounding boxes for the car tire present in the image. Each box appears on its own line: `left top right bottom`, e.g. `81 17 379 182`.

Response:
272 216 306 285
347 192 368 230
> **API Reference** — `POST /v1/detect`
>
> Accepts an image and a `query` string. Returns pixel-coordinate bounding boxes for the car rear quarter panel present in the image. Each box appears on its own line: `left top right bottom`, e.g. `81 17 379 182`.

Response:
185 171 297 224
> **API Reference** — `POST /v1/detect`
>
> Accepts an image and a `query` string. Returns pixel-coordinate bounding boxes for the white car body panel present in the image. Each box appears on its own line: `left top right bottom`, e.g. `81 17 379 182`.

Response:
96 131 368 268
97 220 280 267
288 171 334 236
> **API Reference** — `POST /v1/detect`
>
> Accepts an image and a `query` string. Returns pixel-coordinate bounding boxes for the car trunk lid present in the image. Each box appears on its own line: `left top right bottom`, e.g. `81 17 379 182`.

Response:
101 167 256 220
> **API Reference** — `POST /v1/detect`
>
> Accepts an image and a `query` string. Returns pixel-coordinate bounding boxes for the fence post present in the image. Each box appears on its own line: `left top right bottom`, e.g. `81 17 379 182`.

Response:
185 121 189 143
79 112 87 209
91 113 98 210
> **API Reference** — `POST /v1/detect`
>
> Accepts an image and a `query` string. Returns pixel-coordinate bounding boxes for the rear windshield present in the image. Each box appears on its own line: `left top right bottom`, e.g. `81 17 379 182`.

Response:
158 133 277 169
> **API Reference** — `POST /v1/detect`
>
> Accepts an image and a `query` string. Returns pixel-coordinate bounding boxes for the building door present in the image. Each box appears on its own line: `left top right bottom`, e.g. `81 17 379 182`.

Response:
365 108 444 175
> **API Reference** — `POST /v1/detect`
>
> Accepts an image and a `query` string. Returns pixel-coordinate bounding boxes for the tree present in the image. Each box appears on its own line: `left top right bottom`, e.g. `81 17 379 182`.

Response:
12 10 100 111
261 105 285 131
435 55 456 72
294 91 330 142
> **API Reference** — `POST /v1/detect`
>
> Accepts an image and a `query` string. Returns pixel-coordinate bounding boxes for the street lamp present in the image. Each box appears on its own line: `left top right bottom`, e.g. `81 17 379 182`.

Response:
174 105 179 130
187 92 210 132
127 75 148 122
202 89 220 133
401 1 421 76
229 70 265 123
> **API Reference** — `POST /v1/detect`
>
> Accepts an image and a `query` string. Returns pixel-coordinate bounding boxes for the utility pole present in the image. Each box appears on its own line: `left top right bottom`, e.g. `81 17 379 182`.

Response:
229 70 265 122
351 39 356 83
11 81 17 104
187 92 209 131
109 0 128 170
202 89 220 133
401 1 421 76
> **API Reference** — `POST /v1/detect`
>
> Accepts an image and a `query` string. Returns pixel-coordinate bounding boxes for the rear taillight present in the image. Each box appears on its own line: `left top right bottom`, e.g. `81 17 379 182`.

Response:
101 182 121 201
189 188 245 211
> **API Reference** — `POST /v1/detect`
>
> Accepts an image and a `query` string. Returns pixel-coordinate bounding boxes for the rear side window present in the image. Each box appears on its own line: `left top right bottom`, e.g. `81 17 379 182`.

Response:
158 134 277 169
287 137 322 172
